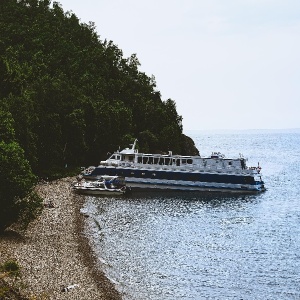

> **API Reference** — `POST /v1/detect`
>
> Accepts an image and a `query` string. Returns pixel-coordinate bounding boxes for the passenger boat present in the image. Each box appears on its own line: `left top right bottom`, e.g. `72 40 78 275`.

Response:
82 139 265 193
72 175 129 195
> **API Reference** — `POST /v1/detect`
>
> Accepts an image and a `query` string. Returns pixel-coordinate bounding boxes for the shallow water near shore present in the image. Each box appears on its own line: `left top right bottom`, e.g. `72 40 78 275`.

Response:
83 129 300 299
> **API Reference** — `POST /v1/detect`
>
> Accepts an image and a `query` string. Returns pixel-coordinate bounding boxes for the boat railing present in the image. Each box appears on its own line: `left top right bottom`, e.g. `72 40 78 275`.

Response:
106 160 257 175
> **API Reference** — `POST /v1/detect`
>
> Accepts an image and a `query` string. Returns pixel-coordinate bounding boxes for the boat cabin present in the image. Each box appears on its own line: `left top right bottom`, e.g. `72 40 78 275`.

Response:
98 139 258 174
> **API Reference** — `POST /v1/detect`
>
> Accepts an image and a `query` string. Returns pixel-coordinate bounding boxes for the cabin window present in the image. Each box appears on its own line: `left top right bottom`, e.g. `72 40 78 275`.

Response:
176 159 180 166
154 157 160 164
124 155 133 162
148 157 154 164
138 157 142 163
165 158 170 165
228 161 232 165
187 159 193 164
142 157 148 164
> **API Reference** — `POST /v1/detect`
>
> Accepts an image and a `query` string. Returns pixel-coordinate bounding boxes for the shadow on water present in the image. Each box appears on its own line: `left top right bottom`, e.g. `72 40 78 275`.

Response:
125 189 261 204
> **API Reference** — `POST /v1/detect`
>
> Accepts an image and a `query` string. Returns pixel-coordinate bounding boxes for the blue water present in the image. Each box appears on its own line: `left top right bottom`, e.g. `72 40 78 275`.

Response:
83 129 300 299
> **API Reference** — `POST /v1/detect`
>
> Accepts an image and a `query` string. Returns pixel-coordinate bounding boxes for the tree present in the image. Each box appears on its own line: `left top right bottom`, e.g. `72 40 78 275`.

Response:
0 140 40 231
0 0 198 177
0 105 41 232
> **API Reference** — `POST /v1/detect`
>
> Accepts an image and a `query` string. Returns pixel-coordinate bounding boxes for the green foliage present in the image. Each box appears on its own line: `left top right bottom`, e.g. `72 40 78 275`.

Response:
0 0 200 230
137 130 159 153
0 260 20 279
0 106 15 143
0 140 39 231
0 0 200 231
0 99 42 232
0 260 22 299
0 0 191 170
0 284 9 300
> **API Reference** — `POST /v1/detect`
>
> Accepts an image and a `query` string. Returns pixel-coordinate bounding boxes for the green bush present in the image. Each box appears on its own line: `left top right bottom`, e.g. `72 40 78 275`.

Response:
0 260 22 299
1 260 20 278
0 141 37 232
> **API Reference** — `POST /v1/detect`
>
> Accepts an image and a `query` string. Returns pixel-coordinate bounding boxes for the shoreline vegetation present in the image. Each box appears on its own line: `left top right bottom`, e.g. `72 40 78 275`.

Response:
1 1 198 298
0 177 122 300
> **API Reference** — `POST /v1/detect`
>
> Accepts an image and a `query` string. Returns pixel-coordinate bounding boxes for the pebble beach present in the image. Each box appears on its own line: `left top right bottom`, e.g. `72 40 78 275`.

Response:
0 177 122 300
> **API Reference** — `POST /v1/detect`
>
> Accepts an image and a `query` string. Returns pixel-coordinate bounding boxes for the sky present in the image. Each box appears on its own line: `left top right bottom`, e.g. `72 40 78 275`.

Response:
55 0 300 130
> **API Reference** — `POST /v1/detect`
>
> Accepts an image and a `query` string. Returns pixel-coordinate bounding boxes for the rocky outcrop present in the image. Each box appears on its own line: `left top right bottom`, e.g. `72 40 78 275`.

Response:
180 134 200 156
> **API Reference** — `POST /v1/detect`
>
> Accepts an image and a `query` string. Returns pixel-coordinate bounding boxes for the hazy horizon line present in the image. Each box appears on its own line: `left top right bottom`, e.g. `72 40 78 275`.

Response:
184 128 300 133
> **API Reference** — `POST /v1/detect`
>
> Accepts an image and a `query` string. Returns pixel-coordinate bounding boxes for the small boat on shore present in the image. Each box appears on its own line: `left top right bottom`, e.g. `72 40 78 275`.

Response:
71 175 129 195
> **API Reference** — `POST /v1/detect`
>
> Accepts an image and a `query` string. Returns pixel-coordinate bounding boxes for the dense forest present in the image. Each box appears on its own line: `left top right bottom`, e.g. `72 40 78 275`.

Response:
0 0 198 230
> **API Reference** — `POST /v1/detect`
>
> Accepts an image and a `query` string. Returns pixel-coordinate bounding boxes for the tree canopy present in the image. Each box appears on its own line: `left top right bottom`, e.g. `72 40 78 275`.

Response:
0 0 199 229
0 103 40 231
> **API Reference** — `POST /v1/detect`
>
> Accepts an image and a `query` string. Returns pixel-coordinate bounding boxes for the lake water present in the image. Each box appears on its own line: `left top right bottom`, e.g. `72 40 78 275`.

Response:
82 129 300 299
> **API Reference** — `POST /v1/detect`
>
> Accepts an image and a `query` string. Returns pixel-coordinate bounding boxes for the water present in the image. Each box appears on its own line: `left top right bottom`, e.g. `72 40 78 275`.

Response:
82 129 300 299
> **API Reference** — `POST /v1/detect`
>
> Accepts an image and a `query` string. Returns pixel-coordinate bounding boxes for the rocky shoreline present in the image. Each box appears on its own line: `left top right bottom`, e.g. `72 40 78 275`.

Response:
0 177 122 300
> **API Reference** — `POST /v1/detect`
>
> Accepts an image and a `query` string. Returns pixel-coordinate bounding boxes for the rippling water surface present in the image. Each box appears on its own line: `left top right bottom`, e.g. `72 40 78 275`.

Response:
83 129 300 299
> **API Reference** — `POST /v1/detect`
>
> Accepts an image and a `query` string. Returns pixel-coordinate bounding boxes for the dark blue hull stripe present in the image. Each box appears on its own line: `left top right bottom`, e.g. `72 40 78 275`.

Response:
88 167 260 185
